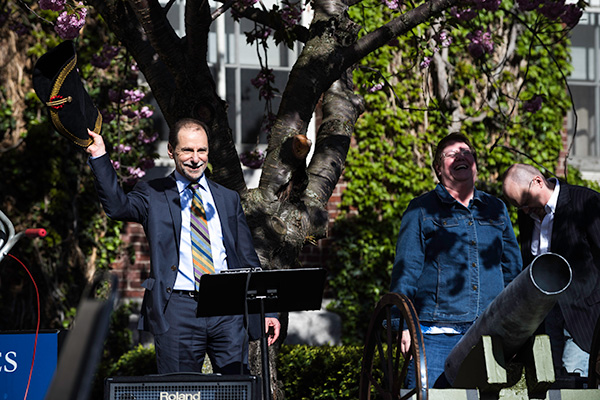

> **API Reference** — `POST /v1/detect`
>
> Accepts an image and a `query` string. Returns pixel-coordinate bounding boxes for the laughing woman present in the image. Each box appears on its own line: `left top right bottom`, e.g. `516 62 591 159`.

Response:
390 133 523 388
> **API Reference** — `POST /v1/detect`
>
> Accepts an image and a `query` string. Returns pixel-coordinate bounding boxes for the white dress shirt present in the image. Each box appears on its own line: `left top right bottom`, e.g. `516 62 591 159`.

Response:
173 171 228 290
530 178 560 257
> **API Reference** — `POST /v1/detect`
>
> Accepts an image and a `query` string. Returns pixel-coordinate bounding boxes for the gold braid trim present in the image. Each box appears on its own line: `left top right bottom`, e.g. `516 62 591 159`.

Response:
46 96 72 107
48 53 93 148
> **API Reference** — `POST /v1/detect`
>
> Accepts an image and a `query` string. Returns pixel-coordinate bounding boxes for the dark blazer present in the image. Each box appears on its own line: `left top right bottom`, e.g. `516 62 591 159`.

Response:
89 153 261 336
519 183 600 352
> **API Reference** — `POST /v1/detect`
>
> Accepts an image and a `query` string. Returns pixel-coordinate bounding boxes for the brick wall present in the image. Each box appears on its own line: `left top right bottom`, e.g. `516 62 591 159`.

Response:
111 222 149 299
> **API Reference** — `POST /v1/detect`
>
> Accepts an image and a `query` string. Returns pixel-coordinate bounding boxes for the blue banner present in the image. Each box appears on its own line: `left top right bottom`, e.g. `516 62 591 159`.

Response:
0 331 60 400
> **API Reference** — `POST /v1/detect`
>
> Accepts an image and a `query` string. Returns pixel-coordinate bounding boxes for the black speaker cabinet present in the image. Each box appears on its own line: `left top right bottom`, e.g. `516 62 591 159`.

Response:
105 374 261 400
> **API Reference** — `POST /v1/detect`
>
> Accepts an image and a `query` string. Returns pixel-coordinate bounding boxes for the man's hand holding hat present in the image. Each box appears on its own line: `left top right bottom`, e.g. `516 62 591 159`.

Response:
86 129 106 158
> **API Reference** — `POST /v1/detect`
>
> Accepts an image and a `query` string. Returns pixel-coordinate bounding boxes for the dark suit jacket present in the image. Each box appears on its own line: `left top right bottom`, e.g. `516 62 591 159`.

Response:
519 183 600 352
89 153 261 336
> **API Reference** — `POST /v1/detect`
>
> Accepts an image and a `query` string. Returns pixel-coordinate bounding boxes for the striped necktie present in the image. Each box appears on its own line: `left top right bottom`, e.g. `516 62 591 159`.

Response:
190 182 214 290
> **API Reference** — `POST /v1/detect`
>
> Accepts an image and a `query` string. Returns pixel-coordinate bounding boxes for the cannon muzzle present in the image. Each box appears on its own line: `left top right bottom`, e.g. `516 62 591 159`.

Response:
444 252 571 386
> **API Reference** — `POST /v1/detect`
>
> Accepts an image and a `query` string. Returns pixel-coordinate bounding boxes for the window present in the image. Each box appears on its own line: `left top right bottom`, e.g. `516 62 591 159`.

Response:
567 7 600 176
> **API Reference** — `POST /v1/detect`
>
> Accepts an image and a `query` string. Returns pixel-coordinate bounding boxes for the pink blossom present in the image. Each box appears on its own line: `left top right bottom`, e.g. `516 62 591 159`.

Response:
124 89 145 103
124 105 154 119
111 160 121 170
127 166 145 179
467 30 494 58
39 0 66 12
54 5 87 40
434 31 453 48
251 69 274 88
420 56 432 69
116 144 132 154
139 106 153 118
382 0 400 10
368 82 384 93
251 68 276 100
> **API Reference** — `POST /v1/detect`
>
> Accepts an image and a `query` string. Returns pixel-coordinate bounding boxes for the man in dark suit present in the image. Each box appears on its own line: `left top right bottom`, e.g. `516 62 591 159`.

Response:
503 163 600 378
85 118 280 374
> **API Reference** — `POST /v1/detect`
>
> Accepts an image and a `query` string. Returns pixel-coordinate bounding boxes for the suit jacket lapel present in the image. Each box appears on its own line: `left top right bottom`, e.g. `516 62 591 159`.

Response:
164 173 182 253
551 183 571 251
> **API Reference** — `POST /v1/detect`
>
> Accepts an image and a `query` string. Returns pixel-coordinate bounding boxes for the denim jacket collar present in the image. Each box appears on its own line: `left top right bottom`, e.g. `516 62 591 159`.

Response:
434 183 489 207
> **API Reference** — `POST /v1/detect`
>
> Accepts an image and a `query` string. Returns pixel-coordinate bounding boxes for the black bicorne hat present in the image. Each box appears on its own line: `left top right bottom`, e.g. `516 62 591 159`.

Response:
33 41 101 148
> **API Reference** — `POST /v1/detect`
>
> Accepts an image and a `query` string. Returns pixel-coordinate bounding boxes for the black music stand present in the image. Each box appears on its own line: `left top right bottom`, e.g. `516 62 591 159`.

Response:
196 268 326 400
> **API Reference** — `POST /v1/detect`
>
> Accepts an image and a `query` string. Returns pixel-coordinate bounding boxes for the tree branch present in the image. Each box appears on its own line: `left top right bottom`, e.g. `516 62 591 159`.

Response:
344 0 460 69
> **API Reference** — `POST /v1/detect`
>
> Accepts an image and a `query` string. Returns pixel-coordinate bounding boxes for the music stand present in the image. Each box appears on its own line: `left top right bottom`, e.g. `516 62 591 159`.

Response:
196 268 326 400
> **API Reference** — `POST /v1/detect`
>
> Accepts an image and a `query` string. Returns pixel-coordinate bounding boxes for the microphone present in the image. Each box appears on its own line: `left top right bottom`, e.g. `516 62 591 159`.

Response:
25 229 47 238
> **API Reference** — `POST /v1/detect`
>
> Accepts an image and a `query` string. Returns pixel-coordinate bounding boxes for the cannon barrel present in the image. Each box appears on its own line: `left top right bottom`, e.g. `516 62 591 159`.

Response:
444 252 571 385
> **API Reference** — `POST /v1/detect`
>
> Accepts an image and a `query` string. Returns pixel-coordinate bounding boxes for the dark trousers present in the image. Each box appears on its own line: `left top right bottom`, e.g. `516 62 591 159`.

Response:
154 291 249 374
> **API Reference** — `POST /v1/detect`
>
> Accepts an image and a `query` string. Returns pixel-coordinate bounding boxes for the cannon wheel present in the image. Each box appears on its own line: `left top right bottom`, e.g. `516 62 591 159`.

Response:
359 293 428 400
589 314 600 388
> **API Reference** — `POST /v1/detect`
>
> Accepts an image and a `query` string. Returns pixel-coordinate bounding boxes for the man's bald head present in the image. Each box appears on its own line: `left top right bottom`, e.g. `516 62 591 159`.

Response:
503 163 554 217
503 164 542 197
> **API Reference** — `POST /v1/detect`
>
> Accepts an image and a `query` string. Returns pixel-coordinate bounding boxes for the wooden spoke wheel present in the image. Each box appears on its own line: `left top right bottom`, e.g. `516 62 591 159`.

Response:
359 293 428 400
589 314 600 388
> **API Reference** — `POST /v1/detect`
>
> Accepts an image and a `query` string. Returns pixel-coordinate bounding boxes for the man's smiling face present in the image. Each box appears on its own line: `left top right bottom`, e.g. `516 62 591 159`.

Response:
167 125 209 182
436 140 477 187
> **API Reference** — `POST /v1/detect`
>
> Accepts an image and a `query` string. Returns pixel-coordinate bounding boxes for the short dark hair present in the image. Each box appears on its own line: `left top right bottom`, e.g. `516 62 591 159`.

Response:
168 118 211 148
432 133 477 180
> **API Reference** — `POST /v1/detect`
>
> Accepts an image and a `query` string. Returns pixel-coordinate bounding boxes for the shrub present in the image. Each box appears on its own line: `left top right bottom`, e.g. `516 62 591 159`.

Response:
277 344 364 399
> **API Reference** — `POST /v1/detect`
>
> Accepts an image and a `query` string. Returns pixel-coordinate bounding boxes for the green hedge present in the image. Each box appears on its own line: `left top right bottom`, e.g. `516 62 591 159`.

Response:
277 344 365 399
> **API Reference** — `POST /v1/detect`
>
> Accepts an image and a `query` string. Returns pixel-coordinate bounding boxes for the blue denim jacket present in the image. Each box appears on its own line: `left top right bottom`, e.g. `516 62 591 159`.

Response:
390 184 522 324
